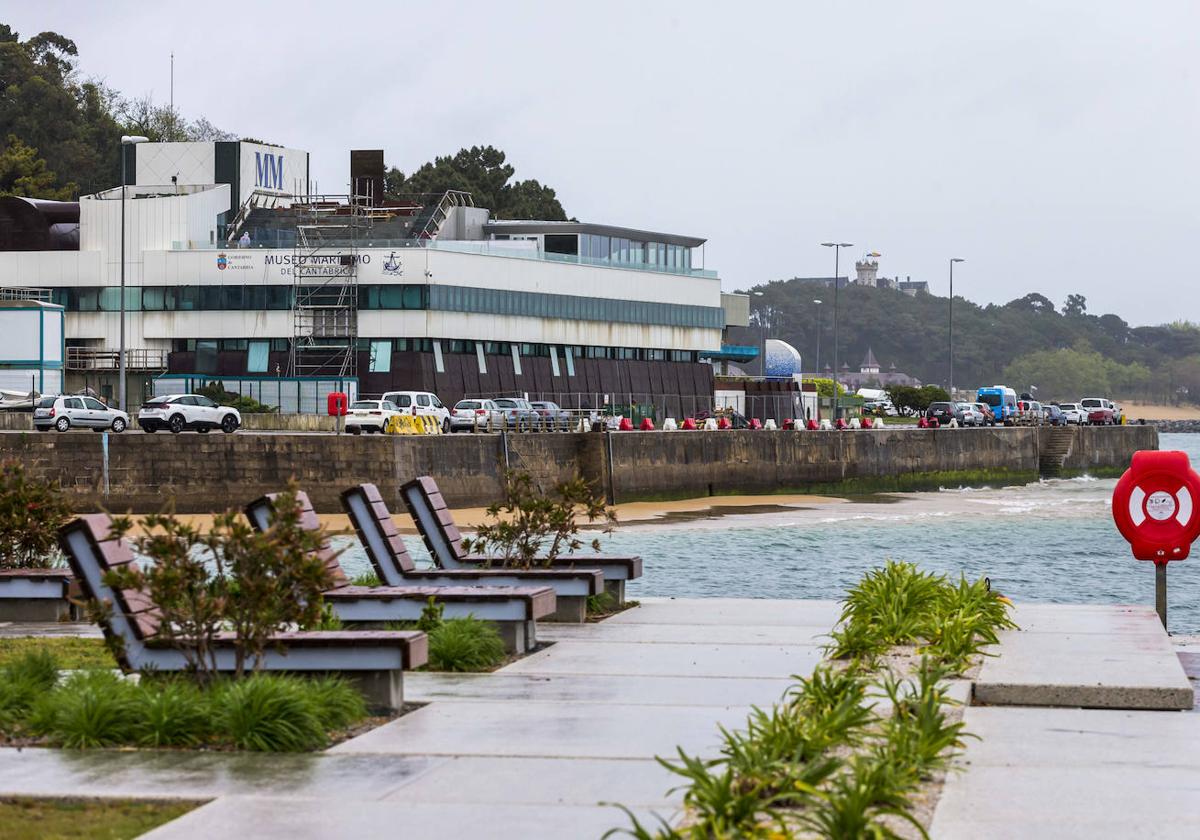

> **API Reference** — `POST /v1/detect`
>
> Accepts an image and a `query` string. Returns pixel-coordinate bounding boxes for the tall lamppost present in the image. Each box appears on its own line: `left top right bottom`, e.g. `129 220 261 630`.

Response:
821 242 853 419
119 135 149 412
949 257 965 397
812 298 823 376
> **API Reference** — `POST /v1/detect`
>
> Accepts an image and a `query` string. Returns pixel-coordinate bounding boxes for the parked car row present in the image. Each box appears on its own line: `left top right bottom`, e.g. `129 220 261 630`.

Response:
34 393 242 434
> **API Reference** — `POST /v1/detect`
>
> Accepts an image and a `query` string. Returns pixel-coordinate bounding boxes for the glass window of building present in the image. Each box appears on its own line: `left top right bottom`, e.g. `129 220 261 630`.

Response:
369 340 392 373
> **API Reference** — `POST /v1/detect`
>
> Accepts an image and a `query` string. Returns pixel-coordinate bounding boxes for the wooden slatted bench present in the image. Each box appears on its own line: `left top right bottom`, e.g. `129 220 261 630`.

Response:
57 514 427 711
244 492 558 650
399 475 642 604
0 568 75 621
338 483 604 623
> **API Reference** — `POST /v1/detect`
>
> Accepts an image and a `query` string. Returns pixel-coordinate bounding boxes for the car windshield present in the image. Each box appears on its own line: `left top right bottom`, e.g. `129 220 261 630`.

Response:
456 401 480 409
979 393 1002 406
1081 399 1101 408
36 396 56 408
350 401 378 409
931 403 951 410
494 399 515 407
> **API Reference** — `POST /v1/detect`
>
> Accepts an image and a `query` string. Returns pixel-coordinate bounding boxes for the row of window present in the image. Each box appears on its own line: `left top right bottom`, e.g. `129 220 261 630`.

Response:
577 234 693 270
50 284 721 329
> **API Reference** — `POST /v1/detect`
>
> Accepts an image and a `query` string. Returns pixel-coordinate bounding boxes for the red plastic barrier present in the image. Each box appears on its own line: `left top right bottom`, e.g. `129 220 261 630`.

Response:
618 417 634 431
917 417 928 428
806 419 819 430
717 417 732 430
639 418 655 431
835 418 848 430
782 418 794 430
861 417 873 429
681 417 698 430
929 417 940 429
327 392 348 416
748 418 763 430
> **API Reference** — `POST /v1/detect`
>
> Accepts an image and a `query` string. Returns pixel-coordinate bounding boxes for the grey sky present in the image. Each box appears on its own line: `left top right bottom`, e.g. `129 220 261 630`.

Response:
10 1 1199 325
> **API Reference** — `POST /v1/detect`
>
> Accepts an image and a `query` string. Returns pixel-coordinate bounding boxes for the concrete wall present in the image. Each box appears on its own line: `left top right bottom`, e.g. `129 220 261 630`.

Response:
0 425 1157 514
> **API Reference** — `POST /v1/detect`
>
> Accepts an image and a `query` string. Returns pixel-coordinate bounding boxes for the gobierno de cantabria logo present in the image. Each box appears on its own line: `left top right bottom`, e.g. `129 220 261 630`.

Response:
217 253 228 271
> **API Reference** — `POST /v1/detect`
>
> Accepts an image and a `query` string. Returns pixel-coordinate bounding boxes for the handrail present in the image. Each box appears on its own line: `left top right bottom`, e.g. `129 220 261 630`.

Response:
66 348 168 371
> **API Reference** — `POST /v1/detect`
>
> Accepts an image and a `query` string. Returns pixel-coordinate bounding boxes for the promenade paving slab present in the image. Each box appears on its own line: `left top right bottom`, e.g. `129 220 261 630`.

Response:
539 621 827 645
604 597 841 626
142 797 654 840
931 706 1200 839
974 604 1193 710
328 699 749 759
503 639 823 679
405 671 793 707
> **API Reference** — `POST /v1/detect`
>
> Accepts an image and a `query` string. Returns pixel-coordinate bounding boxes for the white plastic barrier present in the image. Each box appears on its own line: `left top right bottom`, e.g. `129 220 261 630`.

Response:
849 418 861 429
947 418 959 428
703 417 719 431
763 419 777 430
575 418 591 433
819 419 833 431
662 418 678 431
793 418 806 430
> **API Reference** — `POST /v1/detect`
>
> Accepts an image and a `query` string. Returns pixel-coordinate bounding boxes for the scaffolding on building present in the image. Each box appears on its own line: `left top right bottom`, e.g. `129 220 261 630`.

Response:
288 188 373 378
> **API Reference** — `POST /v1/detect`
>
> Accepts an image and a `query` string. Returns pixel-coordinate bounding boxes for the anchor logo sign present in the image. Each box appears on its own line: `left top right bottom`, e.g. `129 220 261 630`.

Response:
382 251 403 276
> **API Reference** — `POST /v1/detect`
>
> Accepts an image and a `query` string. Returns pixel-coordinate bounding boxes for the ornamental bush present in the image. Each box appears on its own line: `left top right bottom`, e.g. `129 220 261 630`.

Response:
0 459 72 570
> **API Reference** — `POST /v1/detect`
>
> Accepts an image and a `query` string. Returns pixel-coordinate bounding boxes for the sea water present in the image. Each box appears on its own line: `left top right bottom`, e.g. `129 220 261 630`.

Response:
332 432 1200 635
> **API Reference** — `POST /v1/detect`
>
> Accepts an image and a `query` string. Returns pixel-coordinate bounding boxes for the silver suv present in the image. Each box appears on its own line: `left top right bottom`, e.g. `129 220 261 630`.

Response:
138 394 241 434
34 395 130 433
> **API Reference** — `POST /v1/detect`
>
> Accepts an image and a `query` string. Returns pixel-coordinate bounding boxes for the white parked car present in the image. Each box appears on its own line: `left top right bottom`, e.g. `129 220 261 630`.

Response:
34 395 129 433
450 399 500 432
381 390 450 433
1056 402 1086 425
956 402 985 427
138 394 241 434
345 399 402 434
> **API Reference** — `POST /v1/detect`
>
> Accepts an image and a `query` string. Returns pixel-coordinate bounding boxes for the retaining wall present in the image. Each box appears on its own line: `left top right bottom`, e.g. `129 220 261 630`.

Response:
0 425 1158 513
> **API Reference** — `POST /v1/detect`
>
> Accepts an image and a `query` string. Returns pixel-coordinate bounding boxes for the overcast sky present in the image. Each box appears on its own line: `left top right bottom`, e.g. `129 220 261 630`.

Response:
9 1 1199 326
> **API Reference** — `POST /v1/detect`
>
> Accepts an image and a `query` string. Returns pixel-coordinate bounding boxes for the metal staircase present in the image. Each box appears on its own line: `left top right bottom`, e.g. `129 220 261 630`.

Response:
408 190 474 240
288 191 372 378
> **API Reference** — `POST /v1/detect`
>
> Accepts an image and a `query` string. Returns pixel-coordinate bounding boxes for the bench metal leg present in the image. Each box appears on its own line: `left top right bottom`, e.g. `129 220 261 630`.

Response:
491 620 537 654
347 670 405 713
0 598 73 622
543 595 588 624
603 580 626 606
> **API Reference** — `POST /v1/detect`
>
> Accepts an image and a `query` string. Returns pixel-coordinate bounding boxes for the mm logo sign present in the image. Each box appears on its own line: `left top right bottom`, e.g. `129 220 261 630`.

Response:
255 152 284 191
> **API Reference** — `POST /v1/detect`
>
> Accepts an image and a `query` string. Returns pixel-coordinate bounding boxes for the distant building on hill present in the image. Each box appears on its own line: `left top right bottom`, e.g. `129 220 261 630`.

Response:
850 254 928 296
837 348 922 390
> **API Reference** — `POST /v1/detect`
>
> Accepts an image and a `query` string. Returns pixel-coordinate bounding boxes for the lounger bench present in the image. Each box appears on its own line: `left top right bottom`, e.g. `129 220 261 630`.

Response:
244 492 558 650
338 484 605 623
58 514 426 710
399 476 642 604
0 568 74 621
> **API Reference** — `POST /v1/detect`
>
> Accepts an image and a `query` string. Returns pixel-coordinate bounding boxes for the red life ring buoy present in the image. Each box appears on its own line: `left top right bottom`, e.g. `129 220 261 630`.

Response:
1112 450 1200 563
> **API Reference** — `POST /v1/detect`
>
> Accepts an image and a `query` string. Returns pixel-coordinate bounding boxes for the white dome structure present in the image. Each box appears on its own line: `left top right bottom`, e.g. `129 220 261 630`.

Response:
764 338 802 379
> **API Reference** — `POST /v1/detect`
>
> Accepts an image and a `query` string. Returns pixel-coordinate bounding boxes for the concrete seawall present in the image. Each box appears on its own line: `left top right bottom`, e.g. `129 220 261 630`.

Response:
0 425 1157 513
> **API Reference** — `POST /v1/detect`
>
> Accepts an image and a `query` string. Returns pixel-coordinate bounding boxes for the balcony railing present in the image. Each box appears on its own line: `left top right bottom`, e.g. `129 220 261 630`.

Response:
66 348 168 371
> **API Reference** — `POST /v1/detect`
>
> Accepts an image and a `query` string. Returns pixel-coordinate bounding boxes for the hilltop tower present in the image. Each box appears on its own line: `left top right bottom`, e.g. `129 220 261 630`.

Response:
855 257 879 287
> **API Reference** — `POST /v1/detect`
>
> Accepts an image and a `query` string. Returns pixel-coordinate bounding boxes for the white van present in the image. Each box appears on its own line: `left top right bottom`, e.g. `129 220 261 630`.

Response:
381 390 451 433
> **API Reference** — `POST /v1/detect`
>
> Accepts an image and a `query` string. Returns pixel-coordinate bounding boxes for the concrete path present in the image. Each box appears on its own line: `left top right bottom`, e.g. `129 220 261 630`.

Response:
84 597 830 839
973 604 1193 710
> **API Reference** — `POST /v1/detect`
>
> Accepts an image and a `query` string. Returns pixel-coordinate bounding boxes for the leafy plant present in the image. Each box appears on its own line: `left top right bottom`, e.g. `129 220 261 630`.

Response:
351 571 382 587
874 659 970 779
132 679 209 747
212 675 327 752
427 616 506 672
196 380 277 414
460 470 617 570
0 459 72 570
33 671 138 748
306 676 368 731
794 754 927 840
0 649 59 730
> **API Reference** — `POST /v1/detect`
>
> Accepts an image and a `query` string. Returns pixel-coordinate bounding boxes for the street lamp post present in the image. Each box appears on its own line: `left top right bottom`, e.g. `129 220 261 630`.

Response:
812 299 823 377
821 243 853 419
949 258 965 397
119 135 149 412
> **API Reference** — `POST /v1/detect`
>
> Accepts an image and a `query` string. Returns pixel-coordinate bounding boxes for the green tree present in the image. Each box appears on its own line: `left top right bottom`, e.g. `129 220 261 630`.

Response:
385 146 567 220
1062 294 1088 317
0 459 72 569
0 135 74 199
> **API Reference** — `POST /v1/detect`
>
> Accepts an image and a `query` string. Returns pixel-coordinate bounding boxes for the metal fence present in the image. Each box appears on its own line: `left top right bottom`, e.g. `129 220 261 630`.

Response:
152 376 358 414
460 391 818 425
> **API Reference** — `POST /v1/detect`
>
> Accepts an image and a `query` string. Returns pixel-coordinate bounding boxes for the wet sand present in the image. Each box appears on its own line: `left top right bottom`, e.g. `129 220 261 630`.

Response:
134 493 849 536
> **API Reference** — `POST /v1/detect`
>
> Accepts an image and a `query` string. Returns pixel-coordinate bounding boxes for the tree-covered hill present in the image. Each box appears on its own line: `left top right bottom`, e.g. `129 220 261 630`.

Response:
743 278 1200 403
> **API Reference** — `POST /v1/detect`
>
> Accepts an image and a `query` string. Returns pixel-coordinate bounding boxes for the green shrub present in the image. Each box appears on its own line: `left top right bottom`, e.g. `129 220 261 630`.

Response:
795 754 925 839
306 675 368 731
132 680 210 747
875 658 970 778
212 675 327 752
427 617 506 672
34 671 138 748
351 571 381 587
0 459 72 570
0 650 60 730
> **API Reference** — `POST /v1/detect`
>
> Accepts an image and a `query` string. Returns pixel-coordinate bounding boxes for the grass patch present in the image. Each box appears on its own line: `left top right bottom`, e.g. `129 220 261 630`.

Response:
0 797 197 840
427 616 506 672
351 571 382 587
0 637 114 670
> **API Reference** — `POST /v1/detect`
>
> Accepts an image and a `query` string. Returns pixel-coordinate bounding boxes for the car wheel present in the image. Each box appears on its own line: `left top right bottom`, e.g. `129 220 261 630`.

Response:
349 426 361 435
441 418 450 434
111 417 127 433
221 415 238 434
169 414 185 434
54 416 70 432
